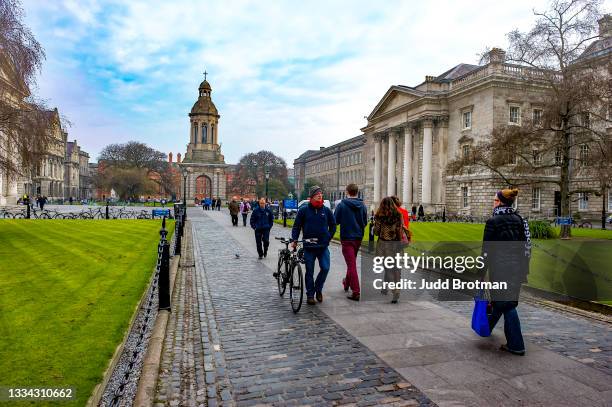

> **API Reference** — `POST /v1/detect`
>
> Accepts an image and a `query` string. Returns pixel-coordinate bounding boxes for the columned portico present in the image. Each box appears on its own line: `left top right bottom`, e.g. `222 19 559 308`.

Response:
387 131 397 196
402 126 412 205
421 119 433 206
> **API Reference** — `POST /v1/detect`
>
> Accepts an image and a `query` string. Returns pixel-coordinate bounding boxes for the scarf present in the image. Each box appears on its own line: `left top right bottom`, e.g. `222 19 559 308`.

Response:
310 198 324 209
493 206 532 257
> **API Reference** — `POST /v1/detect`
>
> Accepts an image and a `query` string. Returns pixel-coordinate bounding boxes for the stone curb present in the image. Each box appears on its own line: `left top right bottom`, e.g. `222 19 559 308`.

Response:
86 253 178 407
133 231 183 407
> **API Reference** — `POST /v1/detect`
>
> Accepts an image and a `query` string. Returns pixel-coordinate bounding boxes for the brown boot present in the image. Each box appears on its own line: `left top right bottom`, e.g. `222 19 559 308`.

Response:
347 293 360 301
316 292 323 303
307 297 316 305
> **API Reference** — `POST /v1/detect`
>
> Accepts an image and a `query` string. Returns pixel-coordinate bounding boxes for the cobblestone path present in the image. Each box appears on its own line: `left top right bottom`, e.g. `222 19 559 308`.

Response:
155 211 435 406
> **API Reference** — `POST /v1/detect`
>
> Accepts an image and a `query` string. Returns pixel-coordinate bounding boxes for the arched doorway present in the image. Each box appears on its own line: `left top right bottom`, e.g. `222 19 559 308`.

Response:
195 175 212 202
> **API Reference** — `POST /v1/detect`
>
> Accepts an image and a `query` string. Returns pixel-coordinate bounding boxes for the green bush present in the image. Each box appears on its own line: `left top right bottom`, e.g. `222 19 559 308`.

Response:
529 220 556 239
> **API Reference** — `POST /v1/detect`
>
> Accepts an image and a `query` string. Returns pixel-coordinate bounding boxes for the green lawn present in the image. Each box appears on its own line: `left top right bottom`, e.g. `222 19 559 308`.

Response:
0 220 172 406
276 219 612 302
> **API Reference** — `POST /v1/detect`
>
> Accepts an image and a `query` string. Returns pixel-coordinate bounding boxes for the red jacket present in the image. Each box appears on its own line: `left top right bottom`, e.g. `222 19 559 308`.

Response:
398 206 410 228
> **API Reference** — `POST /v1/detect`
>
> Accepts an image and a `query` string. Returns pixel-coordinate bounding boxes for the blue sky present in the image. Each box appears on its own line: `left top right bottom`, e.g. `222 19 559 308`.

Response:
21 0 593 165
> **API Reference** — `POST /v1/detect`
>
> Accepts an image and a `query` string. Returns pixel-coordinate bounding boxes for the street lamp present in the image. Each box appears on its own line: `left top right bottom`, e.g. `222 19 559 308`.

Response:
265 169 270 201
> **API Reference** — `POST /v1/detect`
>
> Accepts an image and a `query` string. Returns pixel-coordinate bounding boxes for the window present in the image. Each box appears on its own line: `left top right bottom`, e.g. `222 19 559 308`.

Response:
533 109 543 126
193 123 198 141
201 124 207 143
462 144 470 160
581 112 590 129
462 111 472 130
578 192 588 210
211 125 215 142
508 153 517 165
461 186 469 208
579 144 590 165
533 150 542 165
531 187 541 211
555 148 562 166
509 105 521 125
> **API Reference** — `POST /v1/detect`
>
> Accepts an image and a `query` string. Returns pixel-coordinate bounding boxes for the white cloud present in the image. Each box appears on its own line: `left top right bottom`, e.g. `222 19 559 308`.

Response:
21 0 610 164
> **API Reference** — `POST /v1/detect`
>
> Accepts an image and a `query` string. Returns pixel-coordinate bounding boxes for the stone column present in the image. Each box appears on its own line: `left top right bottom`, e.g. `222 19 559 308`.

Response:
421 119 433 205
373 135 382 204
402 126 412 205
387 131 396 196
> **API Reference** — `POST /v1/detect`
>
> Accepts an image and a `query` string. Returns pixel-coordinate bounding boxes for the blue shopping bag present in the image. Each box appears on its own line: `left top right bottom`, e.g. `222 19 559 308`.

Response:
471 295 491 337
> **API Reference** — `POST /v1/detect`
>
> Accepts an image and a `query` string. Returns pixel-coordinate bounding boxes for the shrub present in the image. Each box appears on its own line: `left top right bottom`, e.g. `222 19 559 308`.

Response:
529 220 556 239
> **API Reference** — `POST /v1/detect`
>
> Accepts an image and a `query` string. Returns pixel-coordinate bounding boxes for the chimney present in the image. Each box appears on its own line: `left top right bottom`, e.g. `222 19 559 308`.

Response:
599 14 611 38
168 152 173 163
176 153 182 163
488 48 506 64
320 146 325 150
425 75 435 82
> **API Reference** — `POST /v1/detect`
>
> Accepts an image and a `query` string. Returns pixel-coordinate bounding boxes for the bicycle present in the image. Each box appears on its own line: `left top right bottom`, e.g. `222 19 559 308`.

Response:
274 237 317 313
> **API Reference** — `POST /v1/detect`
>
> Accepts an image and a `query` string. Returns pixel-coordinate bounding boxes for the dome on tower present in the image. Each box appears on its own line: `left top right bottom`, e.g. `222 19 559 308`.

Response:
190 78 218 116
199 80 212 92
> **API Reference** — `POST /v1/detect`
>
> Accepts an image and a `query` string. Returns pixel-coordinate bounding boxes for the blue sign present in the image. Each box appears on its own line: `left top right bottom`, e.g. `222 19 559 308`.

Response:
557 217 573 225
283 199 298 210
152 209 171 218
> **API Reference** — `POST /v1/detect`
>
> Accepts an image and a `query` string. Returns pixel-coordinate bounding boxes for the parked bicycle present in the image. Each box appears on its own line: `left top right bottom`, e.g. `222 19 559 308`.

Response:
274 237 317 313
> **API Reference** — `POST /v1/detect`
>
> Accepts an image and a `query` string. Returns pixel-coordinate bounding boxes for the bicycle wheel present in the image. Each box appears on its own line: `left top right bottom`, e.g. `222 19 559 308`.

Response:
289 262 304 313
277 254 287 296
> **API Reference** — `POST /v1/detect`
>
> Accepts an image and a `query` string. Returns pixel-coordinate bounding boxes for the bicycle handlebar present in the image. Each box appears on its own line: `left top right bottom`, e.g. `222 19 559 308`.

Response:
275 237 318 244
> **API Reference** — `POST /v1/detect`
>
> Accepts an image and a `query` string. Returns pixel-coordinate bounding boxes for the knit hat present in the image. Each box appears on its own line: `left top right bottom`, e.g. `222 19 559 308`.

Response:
497 188 519 205
309 185 322 198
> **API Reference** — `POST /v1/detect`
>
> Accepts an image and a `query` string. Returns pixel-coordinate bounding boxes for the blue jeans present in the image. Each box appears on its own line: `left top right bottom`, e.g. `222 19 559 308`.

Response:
488 301 525 352
303 247 331 298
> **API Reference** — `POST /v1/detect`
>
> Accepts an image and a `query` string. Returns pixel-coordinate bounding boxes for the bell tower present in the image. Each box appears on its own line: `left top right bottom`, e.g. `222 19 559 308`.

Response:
183 72 225 164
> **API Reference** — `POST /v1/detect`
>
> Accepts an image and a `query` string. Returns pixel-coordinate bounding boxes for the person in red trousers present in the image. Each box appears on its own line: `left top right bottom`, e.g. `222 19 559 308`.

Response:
333 183 368 301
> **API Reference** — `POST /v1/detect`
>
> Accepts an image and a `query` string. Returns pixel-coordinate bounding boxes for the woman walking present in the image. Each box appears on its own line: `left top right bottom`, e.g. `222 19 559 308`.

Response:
483 188 531 356
373 197 406 304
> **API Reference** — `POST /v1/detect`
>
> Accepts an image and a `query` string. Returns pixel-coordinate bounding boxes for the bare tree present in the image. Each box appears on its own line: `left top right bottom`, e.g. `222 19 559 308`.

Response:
97 141 176 196
0 0 54 180
231 150 289 197
448 0 610 238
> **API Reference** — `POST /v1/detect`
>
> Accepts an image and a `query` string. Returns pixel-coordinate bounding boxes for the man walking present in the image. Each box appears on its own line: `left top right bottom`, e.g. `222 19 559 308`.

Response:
334 183 367 301
250 197 274 259
240 198 250 226
228 198 240 226
216 197 222 211
292 186 336 305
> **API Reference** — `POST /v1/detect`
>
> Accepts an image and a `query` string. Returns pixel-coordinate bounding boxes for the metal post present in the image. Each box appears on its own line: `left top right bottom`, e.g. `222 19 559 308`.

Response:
105 202 109 220
158 216 171 311
174 217 182 256
26 201 30 219
283 209 287 227
368 211 375 253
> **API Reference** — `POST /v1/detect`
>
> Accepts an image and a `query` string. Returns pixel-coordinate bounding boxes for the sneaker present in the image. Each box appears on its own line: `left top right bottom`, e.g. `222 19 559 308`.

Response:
347 293 360 301
258 255 263 260
500 344 525 356
307 297 316 305
272 272 279 278
316 292 323 303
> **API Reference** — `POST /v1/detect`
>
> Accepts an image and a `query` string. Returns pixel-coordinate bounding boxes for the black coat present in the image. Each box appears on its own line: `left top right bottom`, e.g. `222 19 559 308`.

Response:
482 210 530 300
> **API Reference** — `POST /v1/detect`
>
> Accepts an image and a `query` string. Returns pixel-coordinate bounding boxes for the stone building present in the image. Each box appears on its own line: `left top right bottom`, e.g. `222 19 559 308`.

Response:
78 149 91 199
179 76 228 204
362 24 611 220
64 140 82 200
293 135 366 201
29 108 67 201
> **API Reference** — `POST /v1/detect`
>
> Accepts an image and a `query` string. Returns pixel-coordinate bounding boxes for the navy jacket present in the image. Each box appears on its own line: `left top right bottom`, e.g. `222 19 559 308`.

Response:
334 198 368 241
250 206 274 231
292 203 337 249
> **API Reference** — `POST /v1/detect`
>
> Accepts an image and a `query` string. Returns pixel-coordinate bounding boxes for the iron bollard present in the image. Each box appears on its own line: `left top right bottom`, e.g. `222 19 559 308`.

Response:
158 216 171 311
26 203 30 219
105 203 109 220
174 220 182 256
283 210 287 227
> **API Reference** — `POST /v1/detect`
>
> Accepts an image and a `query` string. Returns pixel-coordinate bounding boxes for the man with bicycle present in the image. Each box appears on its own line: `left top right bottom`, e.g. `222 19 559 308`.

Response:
291 186 336 305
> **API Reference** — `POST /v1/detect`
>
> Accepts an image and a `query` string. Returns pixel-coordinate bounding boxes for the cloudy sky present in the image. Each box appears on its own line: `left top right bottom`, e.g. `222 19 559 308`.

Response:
21 0 590 165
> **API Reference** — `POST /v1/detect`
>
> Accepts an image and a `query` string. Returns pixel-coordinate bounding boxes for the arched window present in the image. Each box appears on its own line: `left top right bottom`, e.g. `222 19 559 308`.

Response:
193 123 198 142
202 124 208 143
211 124 215 143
